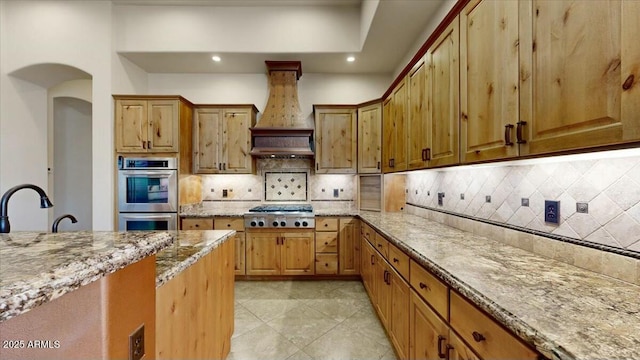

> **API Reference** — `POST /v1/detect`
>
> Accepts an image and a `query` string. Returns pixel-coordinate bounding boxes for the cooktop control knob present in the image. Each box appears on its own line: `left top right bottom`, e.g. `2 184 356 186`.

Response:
250 220 257 227
272 221 279 227
294 221 301 227
280 221 286 227
258 220 265 227
302 221 308 227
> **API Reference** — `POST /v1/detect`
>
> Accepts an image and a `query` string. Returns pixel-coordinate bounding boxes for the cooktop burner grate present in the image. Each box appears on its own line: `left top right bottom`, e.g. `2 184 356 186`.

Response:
248 204 313 213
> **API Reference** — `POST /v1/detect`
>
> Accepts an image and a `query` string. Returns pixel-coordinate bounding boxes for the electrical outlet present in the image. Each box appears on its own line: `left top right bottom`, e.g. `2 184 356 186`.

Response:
460 193 465 200
521 198 529 207
333 189 339 198
129 325 145 360
544 200 560 224
437 192 445 206
210 188 215 193
485 195 491 203
222 189 228 198
576 202 589 213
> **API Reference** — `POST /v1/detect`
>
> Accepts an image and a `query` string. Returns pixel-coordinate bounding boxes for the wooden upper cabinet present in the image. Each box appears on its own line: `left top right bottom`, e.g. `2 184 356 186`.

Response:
407 59 429 170
358 102 382 173
193 105 256 174
115 97 180 153
428 16 460 168
383 79 408 172
460 0 520 163
314 106 357 174
519 0 640 155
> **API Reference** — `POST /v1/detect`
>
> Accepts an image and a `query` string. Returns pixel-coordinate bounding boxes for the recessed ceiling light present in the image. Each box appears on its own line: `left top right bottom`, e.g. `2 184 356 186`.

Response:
211 56 221 62
346 56 355 62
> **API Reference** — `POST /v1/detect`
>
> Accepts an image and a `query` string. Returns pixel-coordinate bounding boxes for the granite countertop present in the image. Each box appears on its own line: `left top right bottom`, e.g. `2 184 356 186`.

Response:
358 211 640 360
0 231 173 323
180 202 359 217
155 230 235 287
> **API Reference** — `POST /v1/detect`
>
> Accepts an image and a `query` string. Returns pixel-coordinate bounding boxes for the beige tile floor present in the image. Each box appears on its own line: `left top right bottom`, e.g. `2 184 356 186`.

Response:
230 280 398 360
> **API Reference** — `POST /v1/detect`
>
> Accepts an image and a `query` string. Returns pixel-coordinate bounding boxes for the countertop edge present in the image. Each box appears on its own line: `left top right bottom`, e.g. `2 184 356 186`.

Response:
0 232 174 323
155 230 236 288
358 214 571 360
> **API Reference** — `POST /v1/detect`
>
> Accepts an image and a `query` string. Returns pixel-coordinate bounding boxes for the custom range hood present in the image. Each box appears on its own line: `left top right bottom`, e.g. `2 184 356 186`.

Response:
250 61 314 158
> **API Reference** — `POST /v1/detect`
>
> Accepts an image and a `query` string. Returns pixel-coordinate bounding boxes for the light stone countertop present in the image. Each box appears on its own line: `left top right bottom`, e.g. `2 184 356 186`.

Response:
0 231 173 323
155 230 235 287
358 211 640 360
180 202 359 217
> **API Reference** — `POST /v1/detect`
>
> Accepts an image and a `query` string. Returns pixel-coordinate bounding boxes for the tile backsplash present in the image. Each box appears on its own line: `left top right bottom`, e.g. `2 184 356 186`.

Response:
406 149 640 254
201 159 355 202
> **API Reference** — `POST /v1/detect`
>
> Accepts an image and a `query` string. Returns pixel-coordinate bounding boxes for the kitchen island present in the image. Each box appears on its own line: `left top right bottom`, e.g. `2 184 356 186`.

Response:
0 230 236 360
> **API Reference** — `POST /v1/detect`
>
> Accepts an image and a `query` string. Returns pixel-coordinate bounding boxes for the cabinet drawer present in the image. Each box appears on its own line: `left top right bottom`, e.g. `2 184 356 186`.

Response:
409 260 448 319
361 223 373 242
181 218 214 230
316 232 338 253
374 232 389 259
315 254 338 275
214 217 245 231
388 243 409 280
450 291 538 360
316 218 339 231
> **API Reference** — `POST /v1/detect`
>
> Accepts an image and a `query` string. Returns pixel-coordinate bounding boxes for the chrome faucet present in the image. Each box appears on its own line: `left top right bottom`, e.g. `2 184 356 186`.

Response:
0 184 54 233
52 214 78 233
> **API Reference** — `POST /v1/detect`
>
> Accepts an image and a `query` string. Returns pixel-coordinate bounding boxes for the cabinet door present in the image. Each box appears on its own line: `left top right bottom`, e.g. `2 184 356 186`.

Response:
392 79 408 171
389 269 410 360
194 108 222 173
519 0 640 155
246 232 280 275
357 103 382 173
428 16 460 168
407 59 429 170
315 107 357 174
374 252 391 328
281 232 315 275
460 0 520 163
361 238 376 298
148 100 179 152
339 218 360 275
115 99 147 152
409 290 449 360
222 108 253 173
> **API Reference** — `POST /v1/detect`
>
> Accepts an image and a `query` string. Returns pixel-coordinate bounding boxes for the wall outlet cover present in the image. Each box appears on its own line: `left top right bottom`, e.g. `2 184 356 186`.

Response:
129 325 145 360
544 200 560 224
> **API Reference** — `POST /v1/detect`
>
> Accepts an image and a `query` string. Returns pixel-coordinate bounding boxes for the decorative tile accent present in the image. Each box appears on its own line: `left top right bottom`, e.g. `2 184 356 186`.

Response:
406 151 640 254
265 172 307 201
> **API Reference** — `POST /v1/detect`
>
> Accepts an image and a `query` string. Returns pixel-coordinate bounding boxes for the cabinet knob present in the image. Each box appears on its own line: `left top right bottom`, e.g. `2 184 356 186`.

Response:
324 223 328 227
393 258 399 263
324 242 329 245
419 282 430 291
472 331 486 342
227 223 231 227
623 74 635 91
195 224 199 227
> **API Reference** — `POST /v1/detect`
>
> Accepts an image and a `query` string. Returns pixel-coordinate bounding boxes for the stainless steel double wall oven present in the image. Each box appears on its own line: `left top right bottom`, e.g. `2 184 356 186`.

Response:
117 156 178 230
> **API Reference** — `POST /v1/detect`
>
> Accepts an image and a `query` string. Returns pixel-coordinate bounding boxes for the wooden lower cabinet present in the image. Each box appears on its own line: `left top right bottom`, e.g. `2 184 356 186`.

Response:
156 238 234 359
246 230 315 276
361 238 376 298
374 251 392 328
389 267 410 359
339 217 360 275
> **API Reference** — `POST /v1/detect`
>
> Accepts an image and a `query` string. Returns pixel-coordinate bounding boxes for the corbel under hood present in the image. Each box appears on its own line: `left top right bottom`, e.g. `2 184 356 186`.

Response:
249 61 314 158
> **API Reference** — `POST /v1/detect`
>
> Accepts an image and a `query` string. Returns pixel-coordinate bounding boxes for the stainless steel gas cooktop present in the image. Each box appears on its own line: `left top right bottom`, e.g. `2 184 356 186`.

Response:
244 204 314 229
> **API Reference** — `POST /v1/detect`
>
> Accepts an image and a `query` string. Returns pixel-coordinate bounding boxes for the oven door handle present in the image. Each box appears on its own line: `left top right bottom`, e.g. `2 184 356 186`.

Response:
119 170 175 177
121 214 174 220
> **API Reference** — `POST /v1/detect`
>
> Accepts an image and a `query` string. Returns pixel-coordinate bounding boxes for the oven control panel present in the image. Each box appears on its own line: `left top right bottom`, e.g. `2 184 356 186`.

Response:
244 214 315 229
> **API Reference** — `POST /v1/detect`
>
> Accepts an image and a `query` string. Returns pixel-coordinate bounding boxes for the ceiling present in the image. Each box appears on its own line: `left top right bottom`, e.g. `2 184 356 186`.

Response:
113 0 445 74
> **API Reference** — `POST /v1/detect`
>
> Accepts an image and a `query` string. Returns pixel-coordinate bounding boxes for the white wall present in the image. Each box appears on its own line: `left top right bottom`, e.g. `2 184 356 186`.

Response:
148 72 391 119
53 97 92 231
0 0 115 231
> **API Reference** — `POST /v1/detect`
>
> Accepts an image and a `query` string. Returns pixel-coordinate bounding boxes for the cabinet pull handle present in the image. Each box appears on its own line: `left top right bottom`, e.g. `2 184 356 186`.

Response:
516 121 527 144
377 161 381 169
623 74 635 91
147 141 151 149
437 335 446 359
422 148 431 161
390 158 395 168
223 163 226 170
218 163 221 170
142 141 146 149
419 282 430 291
371 255 375 265
504 124 514 146
472 331 486 342
445 344 453 360
393 258 399 263
316 163 319 171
